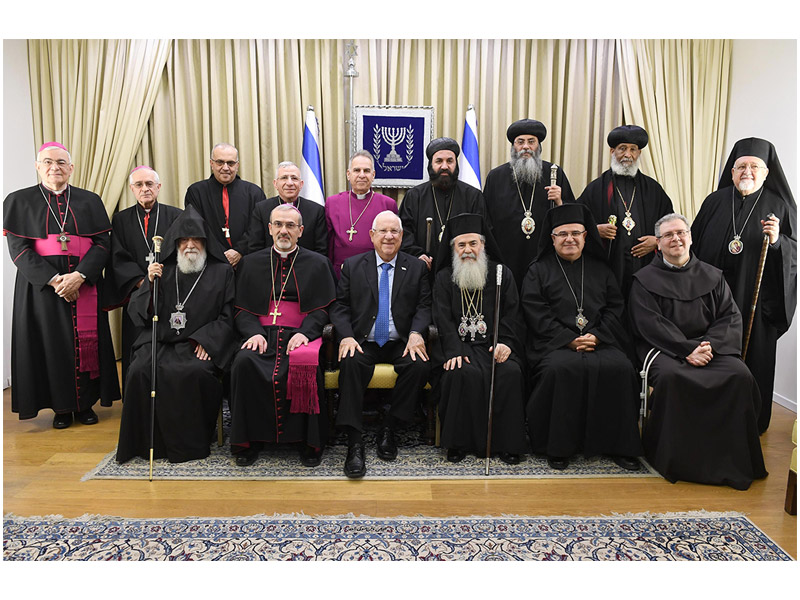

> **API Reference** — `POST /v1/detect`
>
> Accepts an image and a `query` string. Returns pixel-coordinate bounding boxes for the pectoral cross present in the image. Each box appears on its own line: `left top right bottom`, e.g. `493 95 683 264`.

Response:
346 225 357 242
58 231 70 251
269 306 281 325
222 227 230 239
145 252 155 265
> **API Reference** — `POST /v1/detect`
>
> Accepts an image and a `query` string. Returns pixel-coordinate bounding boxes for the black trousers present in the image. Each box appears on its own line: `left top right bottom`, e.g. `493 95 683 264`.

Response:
336 339 431 432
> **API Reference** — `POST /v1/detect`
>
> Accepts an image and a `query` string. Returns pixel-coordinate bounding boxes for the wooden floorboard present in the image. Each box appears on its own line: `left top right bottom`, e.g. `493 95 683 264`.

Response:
3 384 796 559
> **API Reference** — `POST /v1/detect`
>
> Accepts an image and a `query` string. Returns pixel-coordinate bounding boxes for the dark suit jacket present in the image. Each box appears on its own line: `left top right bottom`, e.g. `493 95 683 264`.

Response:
244 195 328 255
330 250 431 344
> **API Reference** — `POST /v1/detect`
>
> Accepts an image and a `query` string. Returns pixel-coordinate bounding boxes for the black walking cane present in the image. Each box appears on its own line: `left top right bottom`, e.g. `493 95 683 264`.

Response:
425 217 433 257
148 235 164 481
485 264 503 476
742 213 775 360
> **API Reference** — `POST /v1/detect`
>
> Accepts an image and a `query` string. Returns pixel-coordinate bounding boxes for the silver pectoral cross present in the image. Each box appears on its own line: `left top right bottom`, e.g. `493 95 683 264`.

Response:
145 251 155 265
58 231 70 251
222 227 231 239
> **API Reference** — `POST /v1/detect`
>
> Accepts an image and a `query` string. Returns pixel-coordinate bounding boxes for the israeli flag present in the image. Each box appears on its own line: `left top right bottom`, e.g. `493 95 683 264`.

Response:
301 105 325 205
458 104 481 190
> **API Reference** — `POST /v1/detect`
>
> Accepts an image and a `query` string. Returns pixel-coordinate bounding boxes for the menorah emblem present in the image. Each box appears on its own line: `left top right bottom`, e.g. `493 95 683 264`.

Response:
380 126 407 163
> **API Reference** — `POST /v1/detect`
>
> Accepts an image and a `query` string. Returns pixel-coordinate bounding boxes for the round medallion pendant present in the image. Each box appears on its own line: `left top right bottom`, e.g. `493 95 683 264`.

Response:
521 216 535 236
728 237 744 255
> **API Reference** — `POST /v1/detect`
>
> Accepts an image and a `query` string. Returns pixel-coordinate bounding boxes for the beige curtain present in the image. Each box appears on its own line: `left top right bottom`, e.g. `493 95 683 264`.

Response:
615 39 732 218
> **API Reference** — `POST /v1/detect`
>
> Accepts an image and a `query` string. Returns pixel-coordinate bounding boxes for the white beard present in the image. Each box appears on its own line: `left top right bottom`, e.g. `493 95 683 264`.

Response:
451 250 489 291
510 147 543 186
177 247 207 274
737 178 756 194
610 154 640 177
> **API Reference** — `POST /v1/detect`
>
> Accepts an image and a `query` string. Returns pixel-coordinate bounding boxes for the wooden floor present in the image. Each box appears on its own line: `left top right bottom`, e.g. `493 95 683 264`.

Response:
3 385 797 559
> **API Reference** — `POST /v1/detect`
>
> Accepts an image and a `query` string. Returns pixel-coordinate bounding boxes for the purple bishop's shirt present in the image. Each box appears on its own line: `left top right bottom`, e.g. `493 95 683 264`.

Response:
325 189 398 278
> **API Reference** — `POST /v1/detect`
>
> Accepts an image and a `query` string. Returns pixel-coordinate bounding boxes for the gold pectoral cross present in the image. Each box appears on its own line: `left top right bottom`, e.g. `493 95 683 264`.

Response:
58 231 70 251
269 306 281 325
346 226 357 242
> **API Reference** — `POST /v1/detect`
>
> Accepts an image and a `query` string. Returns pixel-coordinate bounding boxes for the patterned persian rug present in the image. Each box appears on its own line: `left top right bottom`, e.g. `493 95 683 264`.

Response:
85 418 659 481
3 511 791 561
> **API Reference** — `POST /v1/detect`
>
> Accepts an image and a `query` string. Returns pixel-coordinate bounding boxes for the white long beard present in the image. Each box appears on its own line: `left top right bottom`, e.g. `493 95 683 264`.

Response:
610 154 640 177
177 248 207 274
452 250 489 291
510 147 543 186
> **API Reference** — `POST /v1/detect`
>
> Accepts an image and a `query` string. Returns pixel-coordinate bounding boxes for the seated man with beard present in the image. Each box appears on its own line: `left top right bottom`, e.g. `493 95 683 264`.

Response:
116 206 236 464
399 137 488 273
433 213 527 464
483 119 575 291
520 203 642 471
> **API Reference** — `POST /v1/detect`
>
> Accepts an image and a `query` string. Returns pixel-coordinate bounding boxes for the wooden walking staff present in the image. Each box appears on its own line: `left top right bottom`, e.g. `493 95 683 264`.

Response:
485 264 503 476
742 213 775 360
148 235 164 481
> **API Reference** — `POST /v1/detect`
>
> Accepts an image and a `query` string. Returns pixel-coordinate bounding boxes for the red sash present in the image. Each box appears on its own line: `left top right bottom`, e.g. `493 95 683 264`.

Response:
34 234 100 379
258 300 321 414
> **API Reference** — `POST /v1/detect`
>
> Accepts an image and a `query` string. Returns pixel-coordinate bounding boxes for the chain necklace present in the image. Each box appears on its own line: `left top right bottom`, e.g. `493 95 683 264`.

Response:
728 186 765 255
555 254 587 332
170 262 207 333
137 203 160 264
513 168 536 239
268 249 299 325
39 184 72 251
458 287 487 341
431 187 453 243
345 190 374 242
613 176 637 236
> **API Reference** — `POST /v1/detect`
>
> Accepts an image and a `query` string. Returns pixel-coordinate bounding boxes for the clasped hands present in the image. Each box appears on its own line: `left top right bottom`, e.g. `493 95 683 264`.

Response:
568 333 598 353
686 340 713 367
50 271 84 302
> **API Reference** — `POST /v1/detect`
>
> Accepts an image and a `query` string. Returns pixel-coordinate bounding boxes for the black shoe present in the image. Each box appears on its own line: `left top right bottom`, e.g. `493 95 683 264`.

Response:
446 448 466 463
547 456 569 470
235 447 259 467
344 442 366 479
612 455 640 471
499 452 521 465
376 426 398 461
53 412 73 429
300 445 323 467
75 407 98 425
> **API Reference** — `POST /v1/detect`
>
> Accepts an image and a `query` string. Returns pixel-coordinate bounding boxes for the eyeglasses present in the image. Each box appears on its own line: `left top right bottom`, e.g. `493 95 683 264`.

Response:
276 174 301 182
374 228 402 237
38 159 70 168
733 163 766 173
551 230 586 239
212 159 239 168
132 181 158 189
270 220 299 230
657 230 690 240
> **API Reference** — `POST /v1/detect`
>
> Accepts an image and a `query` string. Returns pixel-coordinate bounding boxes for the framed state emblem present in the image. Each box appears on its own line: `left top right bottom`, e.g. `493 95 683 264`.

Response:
352 105 435 188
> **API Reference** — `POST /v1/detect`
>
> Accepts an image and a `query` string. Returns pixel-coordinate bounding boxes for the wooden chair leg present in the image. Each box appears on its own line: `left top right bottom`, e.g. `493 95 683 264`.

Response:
785 469 797 515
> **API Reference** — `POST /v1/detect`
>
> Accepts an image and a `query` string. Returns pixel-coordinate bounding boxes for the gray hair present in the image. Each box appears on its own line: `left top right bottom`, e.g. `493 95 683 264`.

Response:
449 234 486 247
210 143 238 160
275 161 300 179
270 202 303 226
371 210 402 231
654 213 691 237
348 150 375 170
36 148 73 164
128 167 160 185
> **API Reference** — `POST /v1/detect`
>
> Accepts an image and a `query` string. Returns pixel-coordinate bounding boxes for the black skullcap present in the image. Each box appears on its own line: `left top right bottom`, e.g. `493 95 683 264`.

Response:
426 137 460 160
506 119 547 144
161 204 227 264
607 125 648 149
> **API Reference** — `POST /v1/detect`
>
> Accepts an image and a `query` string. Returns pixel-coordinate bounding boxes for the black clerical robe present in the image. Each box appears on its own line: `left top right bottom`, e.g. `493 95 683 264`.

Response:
3 184 120 419
629 256 767 490
116 260 236 463
577 169 673 299
691 185 797 433
184 175 265 255
433 262 527 455
521 252 642 459
399 180 487 267
109 201 183 385
229 246 337 452
243 195 328 256
483 162 576 290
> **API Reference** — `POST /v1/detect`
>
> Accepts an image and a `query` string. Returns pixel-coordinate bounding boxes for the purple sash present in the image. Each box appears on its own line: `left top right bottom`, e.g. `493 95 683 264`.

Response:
258 300 321 414
34 234 99 379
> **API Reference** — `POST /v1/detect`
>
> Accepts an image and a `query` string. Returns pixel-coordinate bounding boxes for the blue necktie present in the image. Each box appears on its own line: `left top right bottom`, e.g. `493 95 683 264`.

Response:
375 262 392 347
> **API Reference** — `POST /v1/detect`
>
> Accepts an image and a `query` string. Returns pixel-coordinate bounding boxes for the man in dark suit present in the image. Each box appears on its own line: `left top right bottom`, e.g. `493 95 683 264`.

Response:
331 210 432 478
244 161 328 256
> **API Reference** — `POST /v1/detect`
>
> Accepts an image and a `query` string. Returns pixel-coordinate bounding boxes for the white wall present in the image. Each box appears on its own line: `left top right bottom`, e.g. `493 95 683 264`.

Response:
726 39 797 413
2 40 36 388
